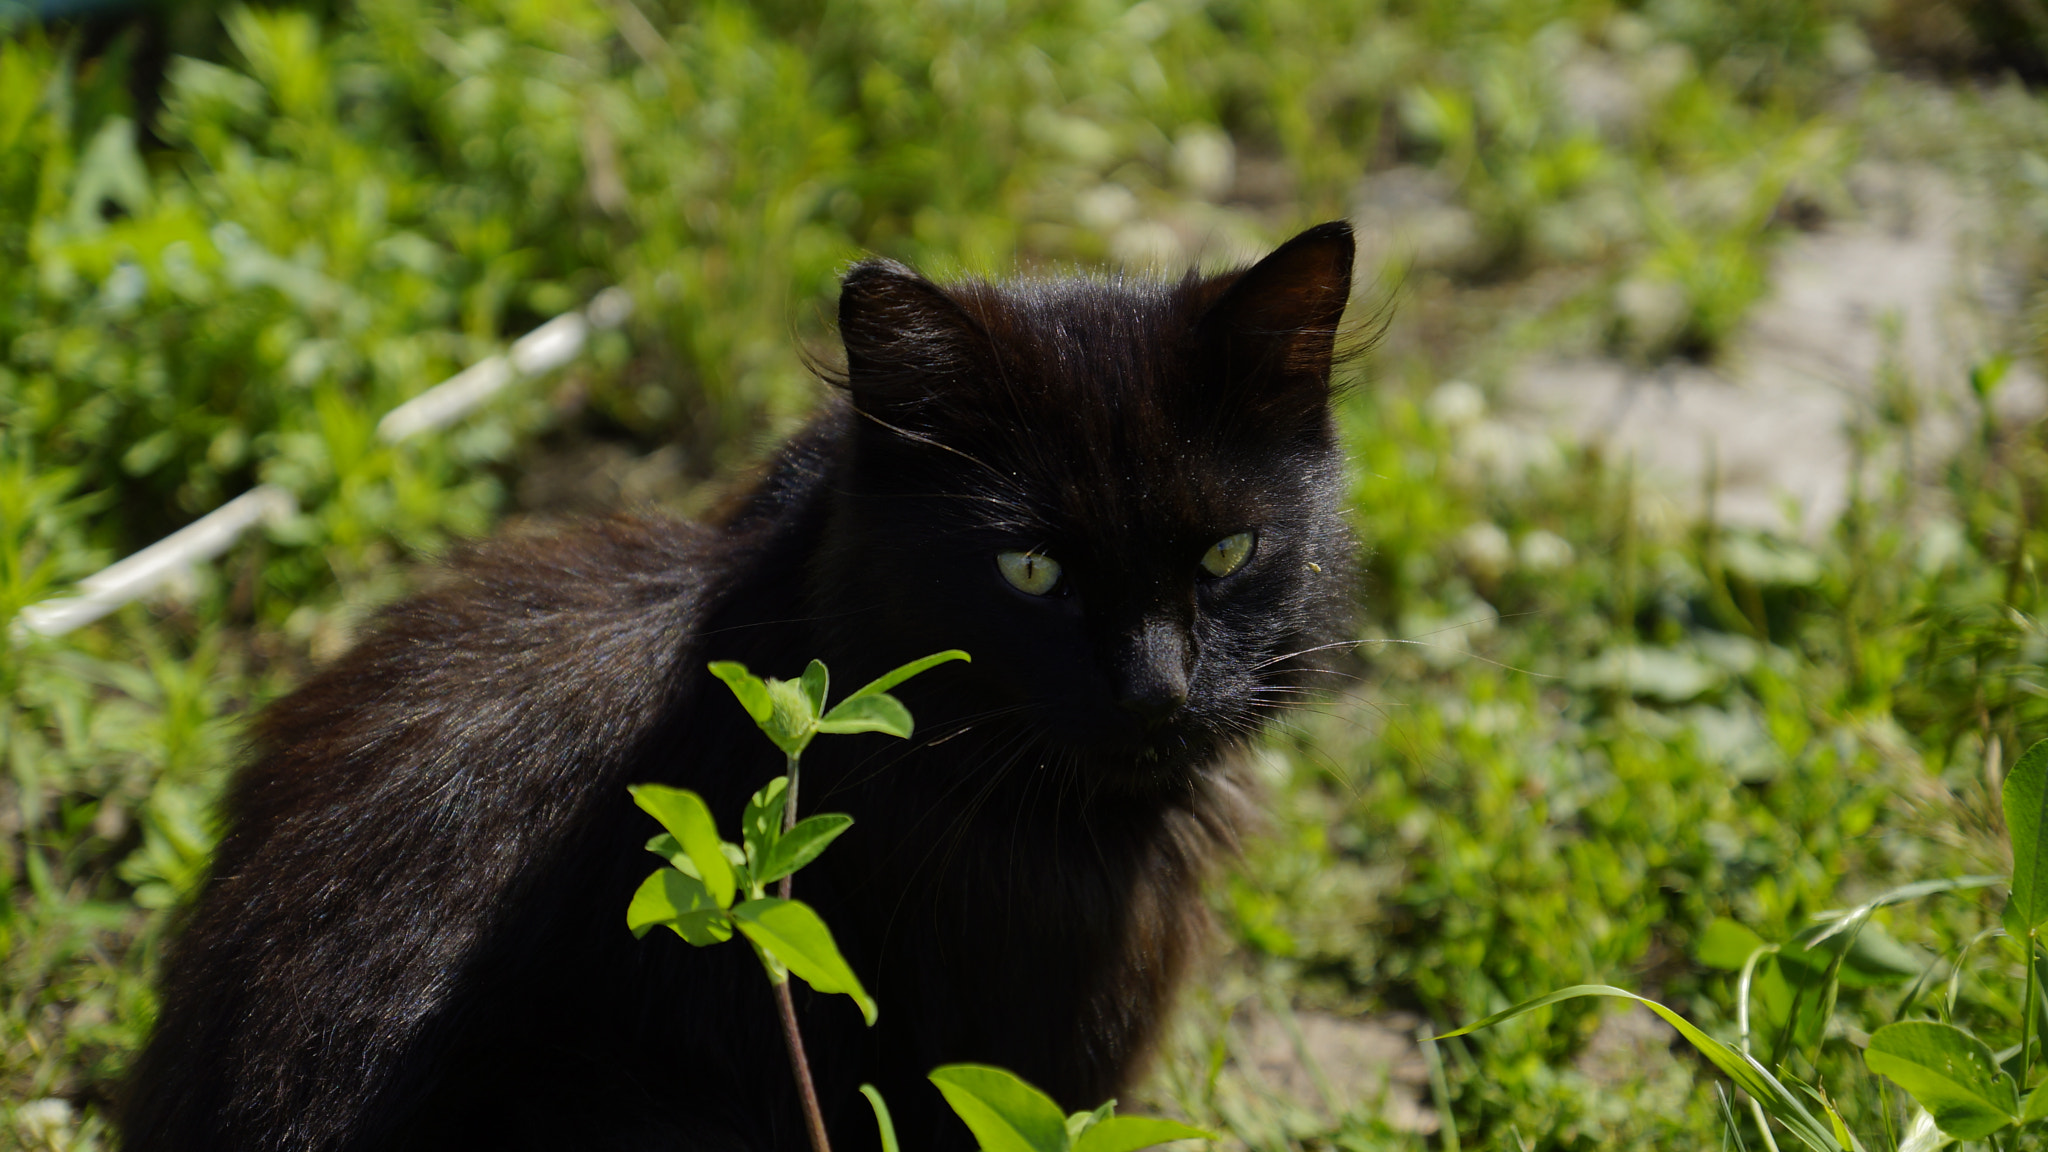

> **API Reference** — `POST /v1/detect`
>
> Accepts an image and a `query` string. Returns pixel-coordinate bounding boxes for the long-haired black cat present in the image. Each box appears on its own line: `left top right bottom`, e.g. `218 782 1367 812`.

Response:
122 221 1358 1151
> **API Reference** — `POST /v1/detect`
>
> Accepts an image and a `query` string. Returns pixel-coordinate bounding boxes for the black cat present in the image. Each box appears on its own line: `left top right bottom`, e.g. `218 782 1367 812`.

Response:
122 221 1358 1151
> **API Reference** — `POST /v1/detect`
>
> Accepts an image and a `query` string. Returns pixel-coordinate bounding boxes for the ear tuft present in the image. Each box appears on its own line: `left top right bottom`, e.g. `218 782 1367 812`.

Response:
1197 221 1355 405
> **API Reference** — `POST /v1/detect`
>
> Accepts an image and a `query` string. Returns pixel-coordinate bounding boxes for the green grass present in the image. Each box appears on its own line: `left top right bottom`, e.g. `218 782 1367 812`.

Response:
8 0 2048 1148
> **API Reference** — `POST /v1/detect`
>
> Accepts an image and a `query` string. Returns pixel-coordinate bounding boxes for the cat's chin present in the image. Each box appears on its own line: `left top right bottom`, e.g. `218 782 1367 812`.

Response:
1065 726 1233 799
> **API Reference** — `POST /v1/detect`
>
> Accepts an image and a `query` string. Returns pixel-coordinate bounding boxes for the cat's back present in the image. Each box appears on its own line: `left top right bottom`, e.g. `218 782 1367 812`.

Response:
234 514 724 845
127 514 742 1151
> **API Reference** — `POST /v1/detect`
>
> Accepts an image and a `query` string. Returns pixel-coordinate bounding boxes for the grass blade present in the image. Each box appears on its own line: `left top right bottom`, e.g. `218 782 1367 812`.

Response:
1436 985 1842 1151
861 1084 901 1152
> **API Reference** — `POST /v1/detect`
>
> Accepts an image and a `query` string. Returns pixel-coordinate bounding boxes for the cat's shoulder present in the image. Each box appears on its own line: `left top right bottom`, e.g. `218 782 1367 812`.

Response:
388 513 718 655
426 513 723 619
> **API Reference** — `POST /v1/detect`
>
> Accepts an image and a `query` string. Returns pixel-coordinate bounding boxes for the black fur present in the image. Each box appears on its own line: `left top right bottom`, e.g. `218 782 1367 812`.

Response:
122 222 1358 1151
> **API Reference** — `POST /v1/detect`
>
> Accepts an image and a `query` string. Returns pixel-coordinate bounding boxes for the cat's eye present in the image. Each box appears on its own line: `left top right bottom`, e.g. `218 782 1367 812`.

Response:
1201 532 1255 578
997 551 1063 596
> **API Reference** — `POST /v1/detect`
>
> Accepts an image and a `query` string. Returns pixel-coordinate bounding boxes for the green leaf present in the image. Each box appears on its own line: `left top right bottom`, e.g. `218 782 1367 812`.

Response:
1073 1115 1213 1152
720 840 753 888
1973 356 2014 401
2031 950 2048 1072
1825 1102 1853 1151
649 833 747 889
2007 739 2048 931
626 868 733 946
1753 956 1825 1061
709 661 772 724
928 1064 1071 1152
817 692 914 738
1067 1100 1115 1144
2024 1081 2048 1123
759 813 853 885
645 832 688 869
1897 1107 1953 1151
842 649 972 702
629 785 736 909
1697 918 1768 970
743 776 790 872
862 1084 901 1152
1795 1084 1857 1152
800 659 830 716
1866 1020 2019 1140
1436 985 1843 1152
732 897 878 1025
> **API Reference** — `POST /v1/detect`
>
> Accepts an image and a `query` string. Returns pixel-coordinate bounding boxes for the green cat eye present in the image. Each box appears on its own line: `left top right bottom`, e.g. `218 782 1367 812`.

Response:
1201 532 1255 578
997 551 1063 596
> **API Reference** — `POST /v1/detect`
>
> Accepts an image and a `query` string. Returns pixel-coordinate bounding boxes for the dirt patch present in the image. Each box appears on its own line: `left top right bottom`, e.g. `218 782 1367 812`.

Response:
1504 163 2045 536
1202 1004 1440 1138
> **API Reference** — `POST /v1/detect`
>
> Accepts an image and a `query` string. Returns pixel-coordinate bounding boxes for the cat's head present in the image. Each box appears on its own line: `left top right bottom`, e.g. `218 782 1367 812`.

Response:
817 223 1357 796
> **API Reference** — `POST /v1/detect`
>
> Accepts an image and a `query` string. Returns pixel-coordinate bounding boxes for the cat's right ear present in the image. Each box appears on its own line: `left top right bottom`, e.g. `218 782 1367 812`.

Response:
837 259 991 419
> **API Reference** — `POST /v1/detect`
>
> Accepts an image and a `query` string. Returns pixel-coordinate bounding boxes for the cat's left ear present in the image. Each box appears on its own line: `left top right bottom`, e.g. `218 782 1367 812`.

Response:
1194 220 1354 420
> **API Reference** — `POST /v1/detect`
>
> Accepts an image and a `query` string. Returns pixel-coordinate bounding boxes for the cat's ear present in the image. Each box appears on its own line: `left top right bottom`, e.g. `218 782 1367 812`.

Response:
837 258 991 417
1194 220 1355 420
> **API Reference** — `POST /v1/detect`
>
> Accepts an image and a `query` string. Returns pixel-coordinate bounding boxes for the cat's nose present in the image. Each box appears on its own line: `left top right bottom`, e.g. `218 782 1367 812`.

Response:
1113 619 1191 727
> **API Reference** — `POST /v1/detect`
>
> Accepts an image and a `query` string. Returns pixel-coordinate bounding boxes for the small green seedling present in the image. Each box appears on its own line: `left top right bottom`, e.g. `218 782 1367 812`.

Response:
626 649 968 1152
627 648 971 992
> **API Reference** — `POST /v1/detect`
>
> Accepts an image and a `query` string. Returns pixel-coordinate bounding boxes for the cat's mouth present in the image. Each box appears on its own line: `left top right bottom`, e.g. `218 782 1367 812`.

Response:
1079 712 1226 783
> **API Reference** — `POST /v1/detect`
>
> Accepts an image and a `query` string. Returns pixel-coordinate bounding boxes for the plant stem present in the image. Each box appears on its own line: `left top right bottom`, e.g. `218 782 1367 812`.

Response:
1417 1024 1460 1152
1733 947 1782 1152
780 750 798 899
2025 928 2039 1091
775 976 833 1152
1874 1078 1895 1152
1745 1097 1781 1152
784 752 801 832
771 747 830 1152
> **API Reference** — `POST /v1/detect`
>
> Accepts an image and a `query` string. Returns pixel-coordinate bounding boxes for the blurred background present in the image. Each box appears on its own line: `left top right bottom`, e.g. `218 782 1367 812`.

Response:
8 0 2048 1147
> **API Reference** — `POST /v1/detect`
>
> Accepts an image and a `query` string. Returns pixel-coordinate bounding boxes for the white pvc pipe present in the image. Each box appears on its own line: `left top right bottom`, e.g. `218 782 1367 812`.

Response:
375 287 631 442
16 288 634 639
15 485 296 638
375 354 515 442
